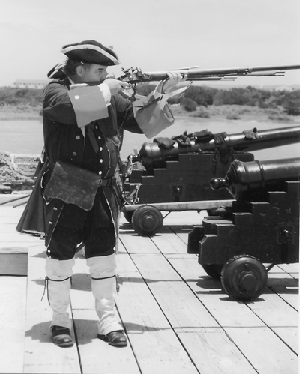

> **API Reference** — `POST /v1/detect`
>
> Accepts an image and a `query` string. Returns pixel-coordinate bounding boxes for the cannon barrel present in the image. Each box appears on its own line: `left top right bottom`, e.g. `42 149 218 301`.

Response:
211 157 300 199
138 126 300 162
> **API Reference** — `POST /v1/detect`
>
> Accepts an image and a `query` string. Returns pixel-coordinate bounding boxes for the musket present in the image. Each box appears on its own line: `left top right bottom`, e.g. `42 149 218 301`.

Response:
119 64 300 83
47 62 300 84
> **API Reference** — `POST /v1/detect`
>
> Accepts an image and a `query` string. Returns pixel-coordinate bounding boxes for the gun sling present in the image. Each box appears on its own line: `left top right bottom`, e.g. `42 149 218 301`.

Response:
43 161 112 211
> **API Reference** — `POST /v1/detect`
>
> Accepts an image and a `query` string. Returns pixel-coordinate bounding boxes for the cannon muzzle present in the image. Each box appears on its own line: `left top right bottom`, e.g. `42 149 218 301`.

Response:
211 157 300 199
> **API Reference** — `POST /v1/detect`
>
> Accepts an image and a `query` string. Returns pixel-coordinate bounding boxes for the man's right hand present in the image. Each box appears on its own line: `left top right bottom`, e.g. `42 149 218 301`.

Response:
103 79 130 96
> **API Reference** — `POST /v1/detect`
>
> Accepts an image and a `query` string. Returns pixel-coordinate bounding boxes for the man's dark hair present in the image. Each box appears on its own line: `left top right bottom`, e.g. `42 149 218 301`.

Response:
63 58 91 77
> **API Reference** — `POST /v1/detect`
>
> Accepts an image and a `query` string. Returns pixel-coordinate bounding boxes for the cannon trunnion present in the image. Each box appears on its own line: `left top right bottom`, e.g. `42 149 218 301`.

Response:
187 157 300 300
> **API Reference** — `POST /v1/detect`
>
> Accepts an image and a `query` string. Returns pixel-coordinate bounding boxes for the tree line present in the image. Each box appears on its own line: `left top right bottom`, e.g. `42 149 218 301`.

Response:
137 84 300 115
0 85 299 115
0 87 43 107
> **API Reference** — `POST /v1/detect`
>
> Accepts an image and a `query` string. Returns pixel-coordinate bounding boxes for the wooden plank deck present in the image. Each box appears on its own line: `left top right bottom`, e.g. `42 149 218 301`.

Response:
0 198 298 374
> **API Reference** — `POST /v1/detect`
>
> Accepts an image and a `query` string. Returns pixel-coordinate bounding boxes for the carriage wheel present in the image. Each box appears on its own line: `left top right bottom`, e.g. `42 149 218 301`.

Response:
221 255 268 300
132 205 163 236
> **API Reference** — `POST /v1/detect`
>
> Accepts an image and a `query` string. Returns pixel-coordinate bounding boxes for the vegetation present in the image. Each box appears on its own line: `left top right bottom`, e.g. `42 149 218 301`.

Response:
138 84 300 115
0 87 43 107
179 97 197 112
282 90 300 115
0 85 299 116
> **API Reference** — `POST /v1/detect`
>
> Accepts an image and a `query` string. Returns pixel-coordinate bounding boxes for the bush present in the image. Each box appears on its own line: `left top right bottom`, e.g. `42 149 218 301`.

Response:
268 115 293 122
226 113 241 120
183 85 217 106
180 97 197 112
282 90 300 115
192 109 210 118
0 87 43 107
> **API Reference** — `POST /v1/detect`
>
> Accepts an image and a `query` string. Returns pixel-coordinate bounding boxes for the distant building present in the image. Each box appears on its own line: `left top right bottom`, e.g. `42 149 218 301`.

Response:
12 79 49 89
274 85 294 92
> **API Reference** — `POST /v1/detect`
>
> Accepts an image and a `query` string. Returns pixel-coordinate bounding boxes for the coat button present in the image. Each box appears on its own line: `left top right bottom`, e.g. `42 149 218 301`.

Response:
100 159 103 163
99 147 103 151
76 136 80 140
73 152 77 156
99 171 102 175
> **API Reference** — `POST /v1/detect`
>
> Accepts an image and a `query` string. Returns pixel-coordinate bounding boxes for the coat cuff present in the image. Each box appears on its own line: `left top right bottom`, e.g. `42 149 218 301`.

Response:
68 84 109 128
133 92 174 139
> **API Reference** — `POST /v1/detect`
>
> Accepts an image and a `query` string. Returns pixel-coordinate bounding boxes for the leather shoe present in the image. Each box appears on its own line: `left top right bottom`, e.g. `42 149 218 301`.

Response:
98 330 127 347
51 325 73 348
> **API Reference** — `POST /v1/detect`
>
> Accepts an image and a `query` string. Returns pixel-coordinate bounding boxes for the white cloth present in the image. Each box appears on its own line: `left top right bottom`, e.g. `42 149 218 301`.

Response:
87 254 122 335
68 84 110 128
91 277 122 335
45 258 75 329
45 254 121 334
132 81 189 139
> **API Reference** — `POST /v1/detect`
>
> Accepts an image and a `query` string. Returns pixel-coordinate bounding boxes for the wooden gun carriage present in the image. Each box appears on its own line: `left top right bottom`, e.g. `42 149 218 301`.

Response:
187 157 300 300
122 126 300 236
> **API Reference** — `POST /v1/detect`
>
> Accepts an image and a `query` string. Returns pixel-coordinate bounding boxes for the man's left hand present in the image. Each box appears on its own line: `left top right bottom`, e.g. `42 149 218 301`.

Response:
157 71 187 94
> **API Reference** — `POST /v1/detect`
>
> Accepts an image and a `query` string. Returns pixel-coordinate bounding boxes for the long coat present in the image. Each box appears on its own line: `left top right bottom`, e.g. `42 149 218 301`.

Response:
17 78 146 248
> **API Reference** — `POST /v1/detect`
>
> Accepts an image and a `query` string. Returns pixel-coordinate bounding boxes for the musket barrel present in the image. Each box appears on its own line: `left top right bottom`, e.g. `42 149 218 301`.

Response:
211 157 300 199
138 126 300 161
122 64 300 83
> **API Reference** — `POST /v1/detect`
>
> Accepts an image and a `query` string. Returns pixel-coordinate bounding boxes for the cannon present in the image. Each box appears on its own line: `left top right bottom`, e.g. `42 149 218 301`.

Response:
187 157 300 300
122 126 300 236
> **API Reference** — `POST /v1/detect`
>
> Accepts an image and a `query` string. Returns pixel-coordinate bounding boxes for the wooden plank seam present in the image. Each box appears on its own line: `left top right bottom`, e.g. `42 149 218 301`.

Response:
118 238 200 373
115 303 143 373
243 302 298 356
147 235 259 372
70 299 84 374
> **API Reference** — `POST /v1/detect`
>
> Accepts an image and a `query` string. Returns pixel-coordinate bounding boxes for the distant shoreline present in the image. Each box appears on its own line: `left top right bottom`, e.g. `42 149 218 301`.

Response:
0 110 300 163
0 104 299 123
0 116 41 121
0 109 41 121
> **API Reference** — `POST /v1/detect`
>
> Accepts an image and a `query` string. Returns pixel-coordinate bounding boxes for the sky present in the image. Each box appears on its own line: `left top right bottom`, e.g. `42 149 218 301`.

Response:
0 0 299 87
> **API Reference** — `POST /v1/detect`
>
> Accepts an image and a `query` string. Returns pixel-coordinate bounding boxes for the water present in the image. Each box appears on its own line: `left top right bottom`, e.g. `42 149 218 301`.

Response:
120 117 300 161
0 118 299 161
0 120 44 155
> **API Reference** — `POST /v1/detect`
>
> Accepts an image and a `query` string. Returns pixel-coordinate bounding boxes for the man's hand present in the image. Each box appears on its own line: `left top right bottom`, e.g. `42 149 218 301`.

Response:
156 71 187 94
104 79 130 96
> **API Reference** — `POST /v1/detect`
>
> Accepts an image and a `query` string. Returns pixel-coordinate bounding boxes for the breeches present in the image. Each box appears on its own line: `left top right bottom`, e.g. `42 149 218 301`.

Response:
46 223 115 260
46 190 116 260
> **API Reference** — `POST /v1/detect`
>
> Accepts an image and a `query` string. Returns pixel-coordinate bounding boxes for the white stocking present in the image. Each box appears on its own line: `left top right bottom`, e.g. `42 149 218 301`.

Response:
45 258 75 329
87 254 122 335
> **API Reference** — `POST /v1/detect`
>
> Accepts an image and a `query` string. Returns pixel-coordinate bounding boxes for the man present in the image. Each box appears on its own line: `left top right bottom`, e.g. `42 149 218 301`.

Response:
18 40 185 348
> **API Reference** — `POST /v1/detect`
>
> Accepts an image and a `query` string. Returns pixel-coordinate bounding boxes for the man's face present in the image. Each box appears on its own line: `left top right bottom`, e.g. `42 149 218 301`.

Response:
80 64 108 83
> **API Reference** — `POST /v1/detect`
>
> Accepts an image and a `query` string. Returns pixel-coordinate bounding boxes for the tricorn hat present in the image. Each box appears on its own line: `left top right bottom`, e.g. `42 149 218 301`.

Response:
47 63 66 79
61 40 119 66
